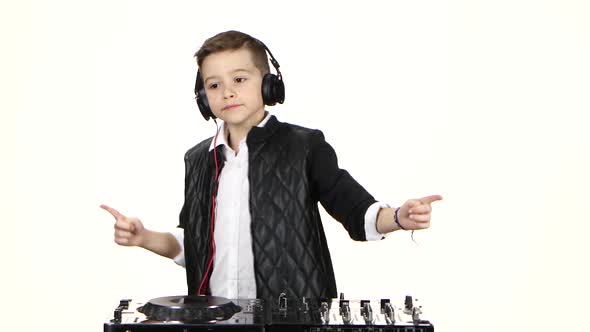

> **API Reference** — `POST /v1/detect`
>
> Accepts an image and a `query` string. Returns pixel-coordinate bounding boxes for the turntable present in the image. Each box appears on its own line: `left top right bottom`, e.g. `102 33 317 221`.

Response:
104 294 434 331
105 295 265 332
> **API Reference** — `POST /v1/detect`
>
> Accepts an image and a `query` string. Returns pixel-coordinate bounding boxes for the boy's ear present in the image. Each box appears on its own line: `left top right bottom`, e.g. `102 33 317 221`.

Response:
195 71 215 121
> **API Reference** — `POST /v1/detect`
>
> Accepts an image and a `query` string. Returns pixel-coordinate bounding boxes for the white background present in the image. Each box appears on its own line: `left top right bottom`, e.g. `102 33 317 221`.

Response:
2 1 589 331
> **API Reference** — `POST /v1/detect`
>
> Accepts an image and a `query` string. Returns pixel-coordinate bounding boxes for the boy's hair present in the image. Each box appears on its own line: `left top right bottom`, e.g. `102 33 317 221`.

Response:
195 30 270 76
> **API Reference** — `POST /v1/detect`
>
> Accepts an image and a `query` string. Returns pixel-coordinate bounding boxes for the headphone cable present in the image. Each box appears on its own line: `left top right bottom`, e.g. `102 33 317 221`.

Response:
198 119 221 295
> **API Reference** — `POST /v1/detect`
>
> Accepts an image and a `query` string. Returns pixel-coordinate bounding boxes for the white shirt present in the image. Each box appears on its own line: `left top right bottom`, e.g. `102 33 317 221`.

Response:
172 112 388 298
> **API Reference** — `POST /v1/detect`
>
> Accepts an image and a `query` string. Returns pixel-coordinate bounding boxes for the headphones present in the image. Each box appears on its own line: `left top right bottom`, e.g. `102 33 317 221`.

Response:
194 39 285 121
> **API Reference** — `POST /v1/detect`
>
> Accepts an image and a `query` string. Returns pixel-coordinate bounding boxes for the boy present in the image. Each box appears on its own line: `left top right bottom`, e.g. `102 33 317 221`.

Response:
101 30 442 301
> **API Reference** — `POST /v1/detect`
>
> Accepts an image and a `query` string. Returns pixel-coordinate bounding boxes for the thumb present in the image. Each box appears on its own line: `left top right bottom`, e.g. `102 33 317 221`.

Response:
127 217 143 233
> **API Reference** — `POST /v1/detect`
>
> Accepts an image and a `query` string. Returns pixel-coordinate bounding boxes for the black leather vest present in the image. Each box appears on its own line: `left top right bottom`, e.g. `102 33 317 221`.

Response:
179 116 375 300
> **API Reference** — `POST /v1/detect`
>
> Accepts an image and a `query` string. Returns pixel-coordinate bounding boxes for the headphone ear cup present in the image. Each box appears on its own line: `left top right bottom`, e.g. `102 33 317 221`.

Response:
195 71 215 121
197 88 213 121
262 73 285 106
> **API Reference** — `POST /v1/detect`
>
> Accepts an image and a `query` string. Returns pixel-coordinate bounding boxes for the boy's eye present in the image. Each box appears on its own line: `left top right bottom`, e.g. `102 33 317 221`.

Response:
208 83 219 89
235 77 247 83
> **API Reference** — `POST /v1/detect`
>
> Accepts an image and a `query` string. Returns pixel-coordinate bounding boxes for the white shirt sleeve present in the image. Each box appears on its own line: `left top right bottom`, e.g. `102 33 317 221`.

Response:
364 202 391 241
171 227 186 267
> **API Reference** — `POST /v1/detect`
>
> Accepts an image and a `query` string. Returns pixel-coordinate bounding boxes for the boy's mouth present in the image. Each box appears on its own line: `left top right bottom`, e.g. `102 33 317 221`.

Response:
223 104 241 111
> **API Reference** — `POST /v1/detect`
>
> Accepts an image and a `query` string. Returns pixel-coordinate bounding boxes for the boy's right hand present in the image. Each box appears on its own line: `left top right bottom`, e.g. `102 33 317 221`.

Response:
100 204 146 247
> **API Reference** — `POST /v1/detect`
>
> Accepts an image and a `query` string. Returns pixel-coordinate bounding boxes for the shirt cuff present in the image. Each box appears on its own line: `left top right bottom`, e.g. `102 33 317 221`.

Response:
364 202 391 241
171 227 186 267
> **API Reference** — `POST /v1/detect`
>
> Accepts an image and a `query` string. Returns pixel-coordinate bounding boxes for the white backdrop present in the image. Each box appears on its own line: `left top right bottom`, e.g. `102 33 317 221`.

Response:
2 1 589 331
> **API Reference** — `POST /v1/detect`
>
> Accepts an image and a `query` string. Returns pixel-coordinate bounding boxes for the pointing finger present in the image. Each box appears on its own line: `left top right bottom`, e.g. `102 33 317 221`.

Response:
100 204 124 220
419 195 443 204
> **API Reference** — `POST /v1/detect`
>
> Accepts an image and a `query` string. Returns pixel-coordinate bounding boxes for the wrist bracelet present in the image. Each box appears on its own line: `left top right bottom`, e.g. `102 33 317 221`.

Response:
394 207 406 230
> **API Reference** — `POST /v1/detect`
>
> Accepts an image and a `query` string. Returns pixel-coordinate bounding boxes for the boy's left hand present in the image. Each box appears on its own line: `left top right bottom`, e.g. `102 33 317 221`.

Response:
396 195 443 230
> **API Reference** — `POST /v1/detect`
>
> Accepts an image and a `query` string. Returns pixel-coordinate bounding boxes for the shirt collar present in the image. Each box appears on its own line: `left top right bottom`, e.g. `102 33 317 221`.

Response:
208 111 272 152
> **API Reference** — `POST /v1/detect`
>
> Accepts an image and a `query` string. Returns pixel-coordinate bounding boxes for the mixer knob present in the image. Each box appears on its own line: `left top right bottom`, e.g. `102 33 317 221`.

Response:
320 301 330 324
119 299 131 309
360 300 373 324
113 307 123 323
340 301 351 324
112 299 132 323
384 302 395 324
339 300 350 315
339 299 349 314
412 306 423 323
278 293 287 312
404 295 413 314
301 297 309 312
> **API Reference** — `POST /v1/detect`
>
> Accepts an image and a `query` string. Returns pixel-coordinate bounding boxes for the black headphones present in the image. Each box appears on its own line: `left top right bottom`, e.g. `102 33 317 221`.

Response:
194 40 285 121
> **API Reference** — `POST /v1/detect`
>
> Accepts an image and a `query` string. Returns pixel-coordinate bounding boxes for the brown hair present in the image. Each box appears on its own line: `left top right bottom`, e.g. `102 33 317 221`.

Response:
195 30 270 76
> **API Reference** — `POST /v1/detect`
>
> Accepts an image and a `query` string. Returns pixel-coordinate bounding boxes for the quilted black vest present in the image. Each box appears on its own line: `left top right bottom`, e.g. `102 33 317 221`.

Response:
179 116 375 300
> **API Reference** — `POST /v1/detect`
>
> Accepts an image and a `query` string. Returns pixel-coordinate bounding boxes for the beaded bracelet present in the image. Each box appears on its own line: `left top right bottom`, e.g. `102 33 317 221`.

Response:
394 207 406 230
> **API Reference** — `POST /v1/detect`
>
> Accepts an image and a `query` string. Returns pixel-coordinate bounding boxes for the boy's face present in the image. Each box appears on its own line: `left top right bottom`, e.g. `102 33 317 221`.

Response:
200 48 265 129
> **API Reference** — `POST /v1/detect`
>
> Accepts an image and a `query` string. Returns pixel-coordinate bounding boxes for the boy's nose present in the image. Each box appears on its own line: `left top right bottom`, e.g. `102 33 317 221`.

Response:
223 87 236 99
